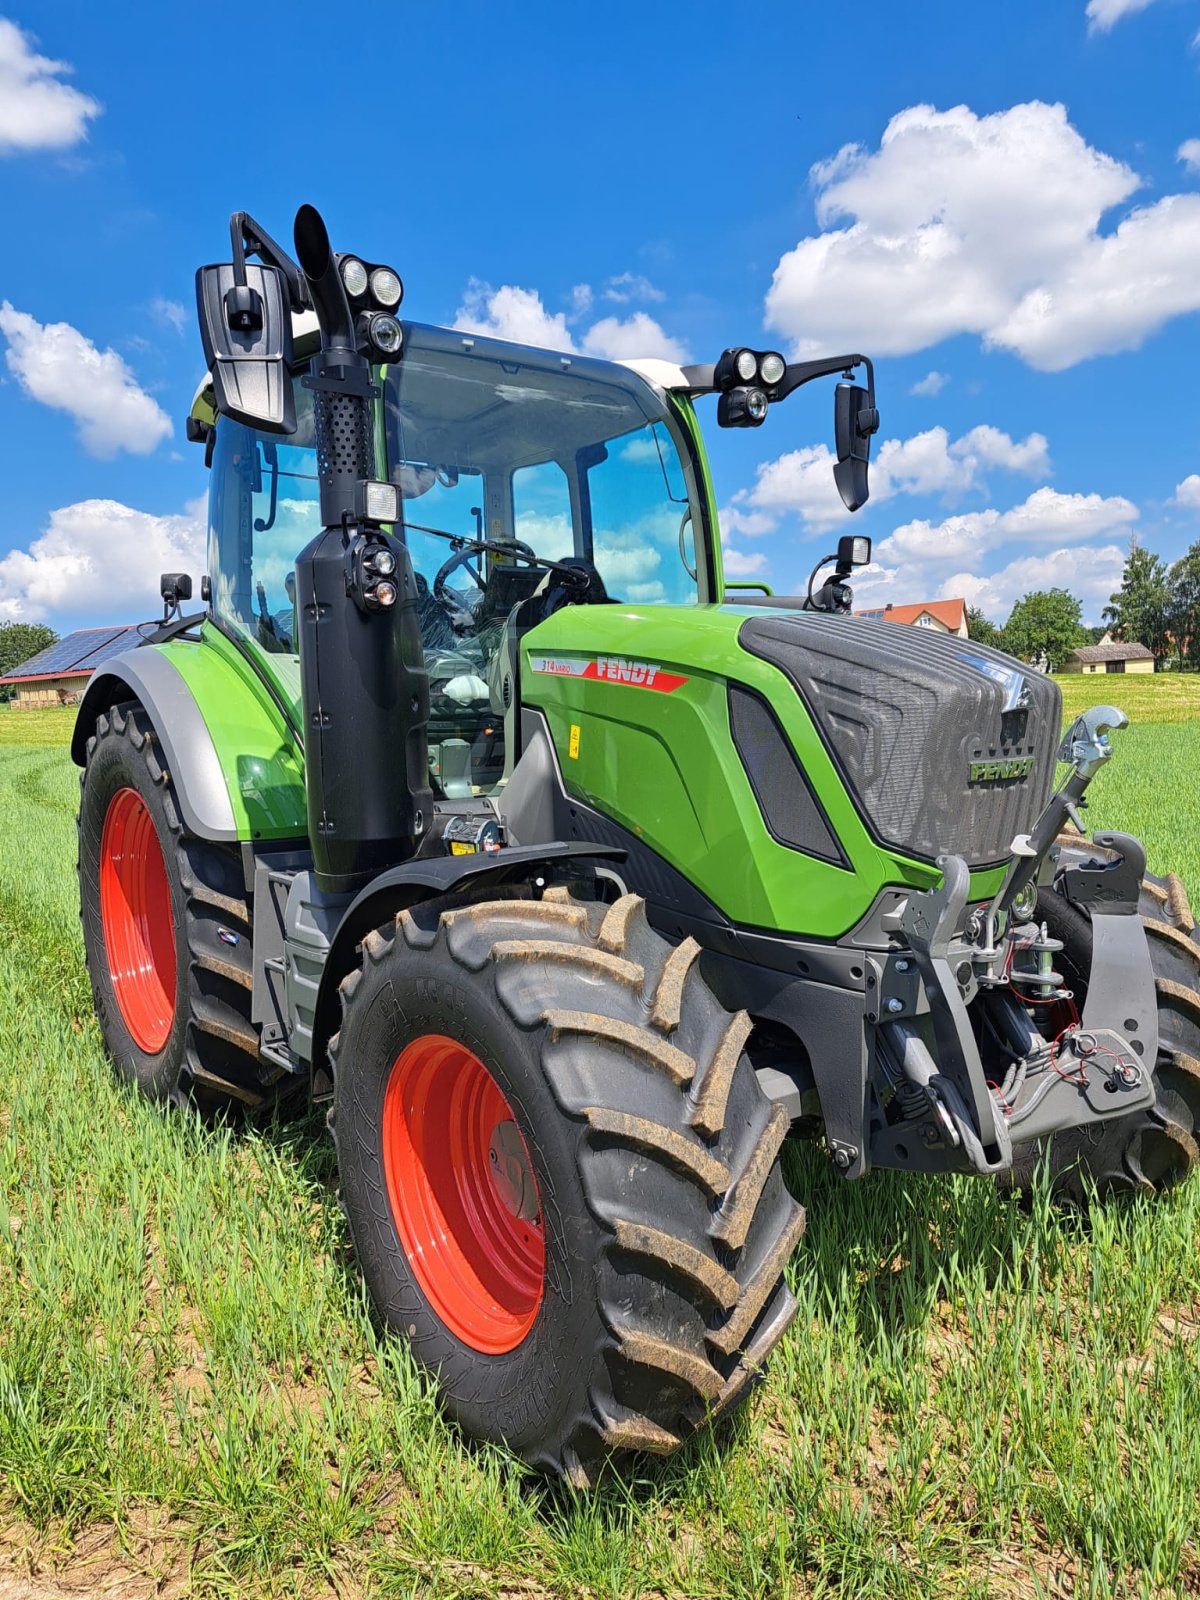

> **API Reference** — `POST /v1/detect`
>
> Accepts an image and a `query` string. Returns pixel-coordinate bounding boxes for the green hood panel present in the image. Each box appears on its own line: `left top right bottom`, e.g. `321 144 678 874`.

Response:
520 604 1002 938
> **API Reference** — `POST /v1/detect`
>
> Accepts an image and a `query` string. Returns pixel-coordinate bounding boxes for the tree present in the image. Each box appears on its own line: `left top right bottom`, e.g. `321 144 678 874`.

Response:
1002 588 1087 673
966 607 1003 649
0 622 58 702
1103 539 1171 662
1167 541 1200 671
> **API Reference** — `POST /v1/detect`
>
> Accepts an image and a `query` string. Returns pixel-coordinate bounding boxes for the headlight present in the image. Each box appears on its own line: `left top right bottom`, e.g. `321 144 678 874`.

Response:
369 313 403 355
341 257 368 297
746 388 768 422
735 348 757 382
372 547 397 576
759 351 786 386
370 267 403 308
374 580 398 608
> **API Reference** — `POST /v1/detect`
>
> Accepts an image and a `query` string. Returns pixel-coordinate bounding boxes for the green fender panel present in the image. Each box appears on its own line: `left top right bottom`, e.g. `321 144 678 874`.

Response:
72 624 307 842
520 603 1006 940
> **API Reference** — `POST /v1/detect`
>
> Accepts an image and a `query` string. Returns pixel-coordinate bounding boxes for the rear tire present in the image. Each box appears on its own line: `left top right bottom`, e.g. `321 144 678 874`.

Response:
1007 863 1200 1202
78 701 275 1114
330 886 804 1481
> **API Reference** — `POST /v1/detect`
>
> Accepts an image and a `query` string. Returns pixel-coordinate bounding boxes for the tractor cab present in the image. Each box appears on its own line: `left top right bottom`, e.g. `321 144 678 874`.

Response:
201 321 714 799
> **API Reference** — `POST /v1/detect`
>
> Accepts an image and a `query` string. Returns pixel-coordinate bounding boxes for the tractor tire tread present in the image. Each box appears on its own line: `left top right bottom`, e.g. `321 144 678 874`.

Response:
331 883 803 1480
78 699 274 1118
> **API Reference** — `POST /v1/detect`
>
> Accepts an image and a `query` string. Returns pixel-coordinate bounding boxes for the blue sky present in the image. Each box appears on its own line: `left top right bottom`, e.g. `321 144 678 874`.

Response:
1 0 1198 632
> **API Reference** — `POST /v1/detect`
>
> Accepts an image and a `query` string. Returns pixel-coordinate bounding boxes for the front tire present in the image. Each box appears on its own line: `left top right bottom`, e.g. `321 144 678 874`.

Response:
78 701 275 1113
330 886 804 1481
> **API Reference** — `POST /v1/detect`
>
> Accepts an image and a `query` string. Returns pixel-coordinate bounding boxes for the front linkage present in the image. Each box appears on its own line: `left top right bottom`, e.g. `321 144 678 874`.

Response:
864 706 1169 1182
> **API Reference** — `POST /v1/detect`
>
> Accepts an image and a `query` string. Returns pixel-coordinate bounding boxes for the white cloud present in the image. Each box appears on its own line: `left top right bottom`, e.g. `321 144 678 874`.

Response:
878 487 1137 568
945 544 1128 620
1086 0 1158 31
0 498 205 625
1178 139 1200 173
1174 474 1200 509
0 18 100 155
454 279 688 362
581 312 689 363
910 370 949 397
722 547 768 578
0 302 172 457
991 194 1200 369
149 296 186 334
765 101 1200 372
603 272 664 304
727 422 1050 536
850 540 1128 625
454 280 575 351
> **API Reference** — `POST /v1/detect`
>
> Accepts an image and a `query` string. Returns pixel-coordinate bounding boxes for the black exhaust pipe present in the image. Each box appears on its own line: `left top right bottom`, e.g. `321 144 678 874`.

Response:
291 204 431 894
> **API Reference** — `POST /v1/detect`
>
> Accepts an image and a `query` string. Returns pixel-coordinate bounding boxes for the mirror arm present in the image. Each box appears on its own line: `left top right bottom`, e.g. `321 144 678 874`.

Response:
680 353 874 404
229 211 310 312
777 353 874 405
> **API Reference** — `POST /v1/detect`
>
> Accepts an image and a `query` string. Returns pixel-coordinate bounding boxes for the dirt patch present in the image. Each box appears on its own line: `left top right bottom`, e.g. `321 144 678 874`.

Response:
0 1512 188 1599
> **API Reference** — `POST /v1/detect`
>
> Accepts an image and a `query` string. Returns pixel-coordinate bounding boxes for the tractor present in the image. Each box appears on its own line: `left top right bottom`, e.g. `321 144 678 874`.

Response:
73 205 1200 1483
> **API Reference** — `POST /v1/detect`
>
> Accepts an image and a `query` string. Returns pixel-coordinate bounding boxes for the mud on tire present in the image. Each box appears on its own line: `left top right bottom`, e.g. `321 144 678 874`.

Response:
78 701 277 1114
1007 857 1200 1202
329 885 804 1481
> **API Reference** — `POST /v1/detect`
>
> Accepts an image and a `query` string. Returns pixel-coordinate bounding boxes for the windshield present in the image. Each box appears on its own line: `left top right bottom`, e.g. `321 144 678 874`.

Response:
384 329 708 621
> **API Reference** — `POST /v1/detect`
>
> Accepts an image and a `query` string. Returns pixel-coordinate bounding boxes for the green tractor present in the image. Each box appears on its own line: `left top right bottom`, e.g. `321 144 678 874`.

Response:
74 206 1200 1482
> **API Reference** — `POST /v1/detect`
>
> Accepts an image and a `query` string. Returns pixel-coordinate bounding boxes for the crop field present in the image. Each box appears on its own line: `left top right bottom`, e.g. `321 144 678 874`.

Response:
0 681 1198 1599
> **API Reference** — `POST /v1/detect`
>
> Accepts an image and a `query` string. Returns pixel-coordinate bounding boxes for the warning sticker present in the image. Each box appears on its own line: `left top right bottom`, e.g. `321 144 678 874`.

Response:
529 655 688 693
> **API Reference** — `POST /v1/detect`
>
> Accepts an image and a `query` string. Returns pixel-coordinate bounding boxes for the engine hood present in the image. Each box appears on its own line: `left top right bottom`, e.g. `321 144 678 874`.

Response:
737 612 1061 870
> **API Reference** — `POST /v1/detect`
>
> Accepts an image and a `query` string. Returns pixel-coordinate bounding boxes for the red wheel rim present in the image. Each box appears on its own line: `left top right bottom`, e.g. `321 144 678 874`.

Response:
99 787 177 1054
382 1035 545 1354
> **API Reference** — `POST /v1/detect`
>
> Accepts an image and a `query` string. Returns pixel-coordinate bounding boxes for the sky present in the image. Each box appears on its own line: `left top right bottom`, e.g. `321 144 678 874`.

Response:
1 0 1199 632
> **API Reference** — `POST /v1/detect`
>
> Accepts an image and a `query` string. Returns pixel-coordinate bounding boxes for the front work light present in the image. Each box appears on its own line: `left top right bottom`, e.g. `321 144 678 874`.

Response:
370 267 403 308
341 257 369 297
837 534 872 567
359 479 400 524
759 351 786 386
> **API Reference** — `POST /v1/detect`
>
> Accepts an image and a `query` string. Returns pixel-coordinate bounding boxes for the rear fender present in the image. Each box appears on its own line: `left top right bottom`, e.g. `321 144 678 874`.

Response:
72 639 307 842
72 648 239 840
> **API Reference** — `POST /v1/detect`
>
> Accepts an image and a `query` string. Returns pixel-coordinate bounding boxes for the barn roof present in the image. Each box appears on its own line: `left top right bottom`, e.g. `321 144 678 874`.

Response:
0 625 142 684
854 597 967 631
1068 641 1155 663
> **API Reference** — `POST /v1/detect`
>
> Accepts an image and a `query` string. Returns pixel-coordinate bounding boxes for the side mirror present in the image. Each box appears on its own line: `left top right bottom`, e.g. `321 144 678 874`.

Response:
833 382 879 512
196 262 295 434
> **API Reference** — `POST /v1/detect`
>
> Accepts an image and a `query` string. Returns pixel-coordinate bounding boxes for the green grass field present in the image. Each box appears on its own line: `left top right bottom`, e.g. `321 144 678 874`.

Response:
1 682 1198 1598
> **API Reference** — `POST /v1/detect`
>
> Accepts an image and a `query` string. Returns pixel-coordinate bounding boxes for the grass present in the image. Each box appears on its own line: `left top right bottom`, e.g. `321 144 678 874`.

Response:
0 684 1198 1596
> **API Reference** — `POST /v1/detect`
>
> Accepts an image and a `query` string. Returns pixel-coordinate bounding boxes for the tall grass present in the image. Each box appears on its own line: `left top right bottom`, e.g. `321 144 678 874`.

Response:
0 689 1198 1595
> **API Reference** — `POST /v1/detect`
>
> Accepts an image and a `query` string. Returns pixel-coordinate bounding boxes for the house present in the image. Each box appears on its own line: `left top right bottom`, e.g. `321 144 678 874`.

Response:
1062 641 1155 676
854 597 970 638
0 625 141 709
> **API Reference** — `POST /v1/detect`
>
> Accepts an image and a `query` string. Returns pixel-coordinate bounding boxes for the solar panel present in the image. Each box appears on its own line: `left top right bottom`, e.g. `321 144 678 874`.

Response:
4 625 140 679
73 627 142 671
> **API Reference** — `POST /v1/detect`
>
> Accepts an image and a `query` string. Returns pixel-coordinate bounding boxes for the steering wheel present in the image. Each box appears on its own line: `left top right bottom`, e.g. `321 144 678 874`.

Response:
433 540 537 612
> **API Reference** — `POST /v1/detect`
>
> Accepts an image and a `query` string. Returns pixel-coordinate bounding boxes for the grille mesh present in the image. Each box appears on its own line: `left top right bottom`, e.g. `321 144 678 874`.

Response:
737 613 1061 868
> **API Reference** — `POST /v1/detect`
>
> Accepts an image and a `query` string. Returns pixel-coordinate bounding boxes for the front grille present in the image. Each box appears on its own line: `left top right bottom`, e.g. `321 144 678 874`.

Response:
737 613 1060 868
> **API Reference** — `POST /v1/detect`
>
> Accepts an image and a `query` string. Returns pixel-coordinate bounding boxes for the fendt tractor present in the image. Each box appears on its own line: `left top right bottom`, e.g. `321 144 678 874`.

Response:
75 206 1200 1481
